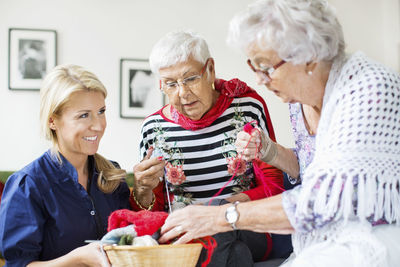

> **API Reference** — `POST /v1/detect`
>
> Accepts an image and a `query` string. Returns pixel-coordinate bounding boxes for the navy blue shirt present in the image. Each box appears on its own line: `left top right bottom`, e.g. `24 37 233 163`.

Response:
0 151 130 266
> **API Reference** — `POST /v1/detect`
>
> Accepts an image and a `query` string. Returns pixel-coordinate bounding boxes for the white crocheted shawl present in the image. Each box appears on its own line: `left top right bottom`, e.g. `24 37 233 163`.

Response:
291 52 400 231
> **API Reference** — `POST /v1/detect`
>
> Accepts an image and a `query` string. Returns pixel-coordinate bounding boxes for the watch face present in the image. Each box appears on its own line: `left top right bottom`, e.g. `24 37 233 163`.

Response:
226 208 238 223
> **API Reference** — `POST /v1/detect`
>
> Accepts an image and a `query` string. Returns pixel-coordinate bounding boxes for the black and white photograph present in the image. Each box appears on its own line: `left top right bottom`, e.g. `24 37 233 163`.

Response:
8 28 57 91
120 58 164 118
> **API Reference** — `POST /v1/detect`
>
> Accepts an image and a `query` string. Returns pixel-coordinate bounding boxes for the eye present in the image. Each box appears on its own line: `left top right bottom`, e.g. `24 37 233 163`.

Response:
259 63 271 72
184 75 200 84
98 108 106 115
165 82 178 88
79 113 89 119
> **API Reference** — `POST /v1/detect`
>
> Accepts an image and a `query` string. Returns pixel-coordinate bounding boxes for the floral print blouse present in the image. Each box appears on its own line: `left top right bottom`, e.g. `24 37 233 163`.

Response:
288 103 316 184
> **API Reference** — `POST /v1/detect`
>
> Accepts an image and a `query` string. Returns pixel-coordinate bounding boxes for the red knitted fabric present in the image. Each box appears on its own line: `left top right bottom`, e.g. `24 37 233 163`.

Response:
107 209 168 236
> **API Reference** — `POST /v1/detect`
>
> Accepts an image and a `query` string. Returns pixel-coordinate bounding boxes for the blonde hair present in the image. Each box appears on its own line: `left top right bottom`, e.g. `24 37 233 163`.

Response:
39 64 126 193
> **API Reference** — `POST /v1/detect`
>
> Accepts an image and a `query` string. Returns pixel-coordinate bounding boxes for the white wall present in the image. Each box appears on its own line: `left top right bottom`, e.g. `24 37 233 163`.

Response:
0 0 399 171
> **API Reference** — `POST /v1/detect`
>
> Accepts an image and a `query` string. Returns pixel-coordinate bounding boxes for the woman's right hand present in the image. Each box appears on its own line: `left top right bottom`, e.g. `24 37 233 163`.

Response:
133 147 165 193
70 242 110 267
27 242 110 267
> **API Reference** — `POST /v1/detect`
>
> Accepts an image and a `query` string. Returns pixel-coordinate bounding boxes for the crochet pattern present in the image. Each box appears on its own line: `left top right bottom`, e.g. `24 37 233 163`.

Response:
282 52 400 263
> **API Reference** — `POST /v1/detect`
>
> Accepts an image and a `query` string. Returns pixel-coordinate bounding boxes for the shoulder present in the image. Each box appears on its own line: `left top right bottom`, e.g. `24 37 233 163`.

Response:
327 52 399 107
4 152 52 197
141 110 165 129
232 92 267 109
340 52 399 86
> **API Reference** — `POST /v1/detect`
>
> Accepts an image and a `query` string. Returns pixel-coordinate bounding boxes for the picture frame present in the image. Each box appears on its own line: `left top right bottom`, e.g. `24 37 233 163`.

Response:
120 58 164 118
8 28 57 91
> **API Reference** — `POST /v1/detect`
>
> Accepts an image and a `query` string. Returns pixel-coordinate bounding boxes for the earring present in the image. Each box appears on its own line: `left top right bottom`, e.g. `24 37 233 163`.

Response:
308 71 313 75
211 83 215 90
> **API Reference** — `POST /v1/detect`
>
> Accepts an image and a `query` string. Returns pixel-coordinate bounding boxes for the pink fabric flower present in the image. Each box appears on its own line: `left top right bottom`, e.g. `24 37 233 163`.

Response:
166 162 186 185
226 157 247 175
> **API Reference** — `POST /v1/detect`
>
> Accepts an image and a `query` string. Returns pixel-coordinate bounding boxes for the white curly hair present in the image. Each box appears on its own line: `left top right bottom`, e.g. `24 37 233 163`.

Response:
227 0 345 64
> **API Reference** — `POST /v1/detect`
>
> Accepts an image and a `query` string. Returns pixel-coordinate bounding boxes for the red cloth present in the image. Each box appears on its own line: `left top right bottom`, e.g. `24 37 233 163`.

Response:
0 182 4 204
251 160 284 199
107 209 168 236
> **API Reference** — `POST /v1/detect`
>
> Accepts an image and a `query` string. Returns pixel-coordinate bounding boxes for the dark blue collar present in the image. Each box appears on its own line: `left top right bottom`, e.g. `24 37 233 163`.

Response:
44 150 97 184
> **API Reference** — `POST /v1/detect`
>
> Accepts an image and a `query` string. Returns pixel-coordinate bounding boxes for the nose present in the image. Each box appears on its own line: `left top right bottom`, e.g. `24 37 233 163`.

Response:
255 73 270 85
177 82 191 98
90 115 105 132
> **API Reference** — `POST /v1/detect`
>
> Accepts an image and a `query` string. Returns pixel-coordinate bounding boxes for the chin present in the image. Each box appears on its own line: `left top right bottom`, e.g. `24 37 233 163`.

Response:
187 114 202 120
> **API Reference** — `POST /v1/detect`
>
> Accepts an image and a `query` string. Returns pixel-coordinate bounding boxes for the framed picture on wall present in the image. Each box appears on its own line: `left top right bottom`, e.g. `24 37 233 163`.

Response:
8 28 57 91
120 58 164 118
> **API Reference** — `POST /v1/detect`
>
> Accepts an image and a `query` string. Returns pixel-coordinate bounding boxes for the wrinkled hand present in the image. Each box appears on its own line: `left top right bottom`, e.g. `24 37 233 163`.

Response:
133 147 165 192
159 205 222 244
69 242 110 267
235 129 277 163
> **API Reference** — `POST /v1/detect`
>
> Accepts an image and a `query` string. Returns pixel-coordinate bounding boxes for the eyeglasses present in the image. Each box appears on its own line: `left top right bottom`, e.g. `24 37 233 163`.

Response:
160 58 210 93
247 59 286 82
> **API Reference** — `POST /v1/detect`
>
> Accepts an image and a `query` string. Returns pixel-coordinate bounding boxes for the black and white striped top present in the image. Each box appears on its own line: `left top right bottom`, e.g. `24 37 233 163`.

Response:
139 94 273 204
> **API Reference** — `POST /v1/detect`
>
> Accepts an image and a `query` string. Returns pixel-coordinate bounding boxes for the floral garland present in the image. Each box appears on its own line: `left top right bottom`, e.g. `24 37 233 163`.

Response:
221 104 255 194
151 122 193 207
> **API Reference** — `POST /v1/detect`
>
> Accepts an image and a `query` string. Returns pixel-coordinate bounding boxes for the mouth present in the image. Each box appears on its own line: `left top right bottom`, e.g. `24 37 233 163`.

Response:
182 101 198 107
83 135 98 142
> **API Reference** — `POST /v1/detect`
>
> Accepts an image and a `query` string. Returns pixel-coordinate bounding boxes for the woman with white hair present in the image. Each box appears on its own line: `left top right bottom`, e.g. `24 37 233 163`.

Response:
132 30 291 266
159 1 400 266
0 64 130 266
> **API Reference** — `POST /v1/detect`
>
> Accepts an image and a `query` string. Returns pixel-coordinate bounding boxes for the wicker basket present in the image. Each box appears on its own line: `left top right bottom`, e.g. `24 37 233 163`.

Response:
104 243 203 267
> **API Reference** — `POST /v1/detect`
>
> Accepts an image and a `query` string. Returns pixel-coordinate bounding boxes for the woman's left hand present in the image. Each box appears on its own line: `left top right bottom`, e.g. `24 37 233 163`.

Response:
159 205 224 244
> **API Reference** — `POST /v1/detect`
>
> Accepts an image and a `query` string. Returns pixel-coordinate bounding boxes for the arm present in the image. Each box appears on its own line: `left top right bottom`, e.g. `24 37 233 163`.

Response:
159 194 294 244
270 144 299 178
27 242 109 267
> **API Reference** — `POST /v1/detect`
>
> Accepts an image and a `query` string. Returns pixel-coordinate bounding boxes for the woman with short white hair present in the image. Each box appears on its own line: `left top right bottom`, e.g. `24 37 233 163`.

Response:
160 1 400 266
132 30 290 266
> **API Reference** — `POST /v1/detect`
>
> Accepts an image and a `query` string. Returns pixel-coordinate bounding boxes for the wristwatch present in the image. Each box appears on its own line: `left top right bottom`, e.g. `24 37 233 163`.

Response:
225 201 240 230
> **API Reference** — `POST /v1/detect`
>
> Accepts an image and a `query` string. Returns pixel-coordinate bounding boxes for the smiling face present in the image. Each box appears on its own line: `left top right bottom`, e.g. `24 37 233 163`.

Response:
50 90 106 162
159 57 218 120
246 44 318 105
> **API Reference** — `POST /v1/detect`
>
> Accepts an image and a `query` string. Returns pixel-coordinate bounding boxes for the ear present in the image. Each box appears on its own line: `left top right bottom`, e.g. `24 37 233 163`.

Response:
49 117 57 130
305 61 317 75
207 58 216 83
208 58 215 73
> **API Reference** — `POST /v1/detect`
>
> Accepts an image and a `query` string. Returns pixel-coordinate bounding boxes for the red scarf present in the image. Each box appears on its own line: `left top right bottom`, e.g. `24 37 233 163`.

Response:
169 78 255 131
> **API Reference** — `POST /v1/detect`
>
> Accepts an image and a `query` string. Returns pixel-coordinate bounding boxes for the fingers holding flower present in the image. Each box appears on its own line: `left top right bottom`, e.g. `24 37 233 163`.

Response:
133 148 166 191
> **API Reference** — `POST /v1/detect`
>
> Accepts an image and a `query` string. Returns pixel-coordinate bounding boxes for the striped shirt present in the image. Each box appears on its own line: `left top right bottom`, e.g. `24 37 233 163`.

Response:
139 95 273 205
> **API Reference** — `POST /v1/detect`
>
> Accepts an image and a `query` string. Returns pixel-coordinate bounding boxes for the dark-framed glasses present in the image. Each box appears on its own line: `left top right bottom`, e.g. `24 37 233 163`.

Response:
247 59 286 82
160 58 210 93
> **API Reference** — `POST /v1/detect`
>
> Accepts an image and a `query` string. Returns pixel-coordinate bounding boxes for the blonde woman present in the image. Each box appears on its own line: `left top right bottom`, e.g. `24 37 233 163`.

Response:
0 64 130 267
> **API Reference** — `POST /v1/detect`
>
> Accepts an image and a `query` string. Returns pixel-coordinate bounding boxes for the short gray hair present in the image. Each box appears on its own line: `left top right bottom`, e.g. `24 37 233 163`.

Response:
149 30 211 75
227 0 345 64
